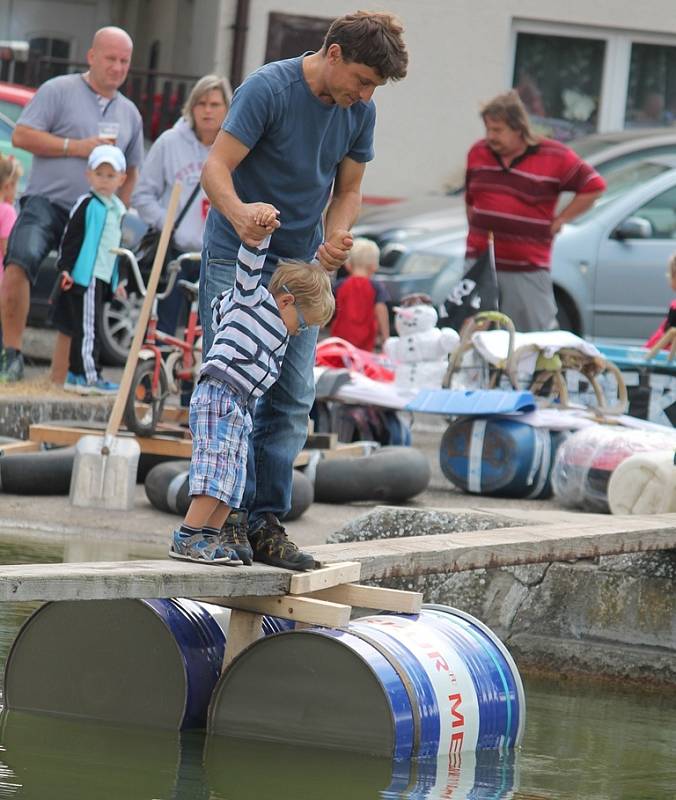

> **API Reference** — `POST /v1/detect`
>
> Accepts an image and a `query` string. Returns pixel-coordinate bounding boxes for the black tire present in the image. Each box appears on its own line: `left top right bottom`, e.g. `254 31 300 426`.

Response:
314 446 430 504
0 447 75 494
554 289 580 334
124 359 169 437
100 292 142 367
285 470 314 521
145 462 315 520
145 459 190 514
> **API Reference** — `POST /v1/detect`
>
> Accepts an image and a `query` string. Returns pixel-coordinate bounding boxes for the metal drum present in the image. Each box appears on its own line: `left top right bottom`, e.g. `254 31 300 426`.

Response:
440 416 564 499
3 598 291 729
207 604 525 759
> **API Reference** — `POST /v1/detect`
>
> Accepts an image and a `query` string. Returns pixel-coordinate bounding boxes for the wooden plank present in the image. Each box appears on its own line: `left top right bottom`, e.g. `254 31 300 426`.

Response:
0 440 41 455
160 406 189 424
28 423 192 458
222 608 263 669
288 561 361 595
307 583 423 613
304 432 338 450
0 560 291 602
207 594 351 627
306 516 676 580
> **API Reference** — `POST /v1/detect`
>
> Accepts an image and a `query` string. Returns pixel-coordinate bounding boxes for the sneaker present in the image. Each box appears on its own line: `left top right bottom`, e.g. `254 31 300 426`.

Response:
249 513 315 571
63 372 119 396
168 529 242 566
220 509 253 566
0 348 24 383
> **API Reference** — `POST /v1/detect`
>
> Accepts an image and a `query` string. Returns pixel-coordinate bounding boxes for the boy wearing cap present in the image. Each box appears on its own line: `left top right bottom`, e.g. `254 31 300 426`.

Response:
52 144 127 394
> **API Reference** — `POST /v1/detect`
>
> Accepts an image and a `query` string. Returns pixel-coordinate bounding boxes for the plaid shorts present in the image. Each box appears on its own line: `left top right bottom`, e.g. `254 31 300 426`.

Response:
188 378 253 505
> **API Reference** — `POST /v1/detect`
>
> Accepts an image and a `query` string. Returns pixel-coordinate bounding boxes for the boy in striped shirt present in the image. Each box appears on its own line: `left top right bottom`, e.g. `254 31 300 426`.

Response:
169 203 335 567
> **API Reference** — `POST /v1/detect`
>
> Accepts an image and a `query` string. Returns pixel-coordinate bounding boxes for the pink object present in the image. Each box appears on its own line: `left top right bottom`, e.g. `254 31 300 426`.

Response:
0 201 18 278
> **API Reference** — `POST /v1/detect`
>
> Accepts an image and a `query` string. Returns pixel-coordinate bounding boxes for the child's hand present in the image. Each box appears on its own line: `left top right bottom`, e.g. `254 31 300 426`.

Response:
60 272 74 292
318 229 353 271
253 203 280 231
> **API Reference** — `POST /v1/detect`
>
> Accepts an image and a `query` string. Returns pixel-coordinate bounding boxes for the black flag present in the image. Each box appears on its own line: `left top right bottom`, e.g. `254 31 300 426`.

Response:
437 237 498 331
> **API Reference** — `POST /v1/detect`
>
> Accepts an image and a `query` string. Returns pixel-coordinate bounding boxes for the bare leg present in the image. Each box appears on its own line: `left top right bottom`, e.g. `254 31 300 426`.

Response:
184 496 230 529
50 332 71 385
0 265 30 350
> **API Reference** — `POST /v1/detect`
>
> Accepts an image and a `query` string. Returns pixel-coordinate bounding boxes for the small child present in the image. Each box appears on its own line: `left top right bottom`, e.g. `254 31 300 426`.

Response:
645 252 676 354
169 204 335 566
52 145 127 395
0 155 22 279
330 237 389 350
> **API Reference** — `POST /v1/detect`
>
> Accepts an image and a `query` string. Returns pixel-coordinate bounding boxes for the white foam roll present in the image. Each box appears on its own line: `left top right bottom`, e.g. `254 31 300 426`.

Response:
608 450 676 515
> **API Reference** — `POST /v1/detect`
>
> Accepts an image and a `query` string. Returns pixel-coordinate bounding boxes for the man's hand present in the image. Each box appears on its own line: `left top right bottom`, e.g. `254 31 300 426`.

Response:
71 136 111 158
60 272 74 291
318 228 353 271
550 216 565 236
114 283 127 300
233 202 281 246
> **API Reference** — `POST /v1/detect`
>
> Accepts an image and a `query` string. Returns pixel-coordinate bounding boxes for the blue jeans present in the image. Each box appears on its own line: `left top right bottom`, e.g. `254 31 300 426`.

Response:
199 246 317 526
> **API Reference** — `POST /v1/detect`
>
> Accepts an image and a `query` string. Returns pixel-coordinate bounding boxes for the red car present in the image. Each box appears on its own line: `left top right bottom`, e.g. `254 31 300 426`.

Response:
0 81 35 122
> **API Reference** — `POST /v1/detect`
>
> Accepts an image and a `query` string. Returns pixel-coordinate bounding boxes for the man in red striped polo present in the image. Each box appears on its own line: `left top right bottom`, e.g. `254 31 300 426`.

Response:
464 90 606 331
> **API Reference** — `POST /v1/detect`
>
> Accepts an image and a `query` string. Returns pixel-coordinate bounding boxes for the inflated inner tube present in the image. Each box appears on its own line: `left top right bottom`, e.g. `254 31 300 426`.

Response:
314 446 430 504
0 447 177 494
144 460 314 521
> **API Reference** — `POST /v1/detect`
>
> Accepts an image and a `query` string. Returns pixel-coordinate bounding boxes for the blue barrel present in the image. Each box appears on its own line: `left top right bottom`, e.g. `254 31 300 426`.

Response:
440 416 564 498
207 604 525 759
3 598 291 730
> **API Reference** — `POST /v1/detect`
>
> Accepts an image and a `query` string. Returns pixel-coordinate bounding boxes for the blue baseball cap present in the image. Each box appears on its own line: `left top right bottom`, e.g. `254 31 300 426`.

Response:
88 144 126 172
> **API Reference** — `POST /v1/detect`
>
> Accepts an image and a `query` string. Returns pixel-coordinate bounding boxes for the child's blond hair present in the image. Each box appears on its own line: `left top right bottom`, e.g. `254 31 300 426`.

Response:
0 154 22 188
348 237 380 272
669 252 676 278
269 261 335 326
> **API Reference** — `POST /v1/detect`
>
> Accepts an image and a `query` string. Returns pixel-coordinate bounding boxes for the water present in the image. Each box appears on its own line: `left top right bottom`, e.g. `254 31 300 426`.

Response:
0 537 673 799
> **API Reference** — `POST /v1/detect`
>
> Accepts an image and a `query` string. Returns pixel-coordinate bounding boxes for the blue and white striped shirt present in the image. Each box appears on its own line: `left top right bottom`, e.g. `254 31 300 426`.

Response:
200 235 289 399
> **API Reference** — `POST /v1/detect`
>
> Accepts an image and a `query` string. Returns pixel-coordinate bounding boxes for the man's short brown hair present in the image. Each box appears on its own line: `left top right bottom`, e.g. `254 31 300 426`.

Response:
481 90 539 146
322 10 408 81
269 261 335 327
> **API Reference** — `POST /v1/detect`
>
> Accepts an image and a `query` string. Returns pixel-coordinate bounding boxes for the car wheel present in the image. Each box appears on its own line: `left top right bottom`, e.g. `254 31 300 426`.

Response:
100 292 143 366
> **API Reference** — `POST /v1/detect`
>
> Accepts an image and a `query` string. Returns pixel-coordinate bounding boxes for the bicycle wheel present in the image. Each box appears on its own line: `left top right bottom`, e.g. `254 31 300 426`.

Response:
124 359 168 437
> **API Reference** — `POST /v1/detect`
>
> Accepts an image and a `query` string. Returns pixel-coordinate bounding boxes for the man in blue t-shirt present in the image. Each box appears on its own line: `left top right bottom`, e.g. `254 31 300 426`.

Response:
200 10 408 571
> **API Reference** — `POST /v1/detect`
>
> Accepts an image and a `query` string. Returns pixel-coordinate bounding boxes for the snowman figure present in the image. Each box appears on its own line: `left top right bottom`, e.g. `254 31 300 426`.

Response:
384 303 460 394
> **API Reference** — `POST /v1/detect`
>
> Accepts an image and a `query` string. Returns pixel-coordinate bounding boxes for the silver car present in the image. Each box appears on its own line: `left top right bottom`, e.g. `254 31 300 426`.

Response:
372 157 676 344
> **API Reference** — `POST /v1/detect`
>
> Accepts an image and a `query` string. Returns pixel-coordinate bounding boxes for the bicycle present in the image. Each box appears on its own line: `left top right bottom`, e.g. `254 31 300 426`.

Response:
111 247 202 437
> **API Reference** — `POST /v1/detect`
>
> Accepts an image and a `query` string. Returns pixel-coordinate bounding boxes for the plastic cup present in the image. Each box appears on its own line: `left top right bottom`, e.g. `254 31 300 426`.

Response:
98 121 120 144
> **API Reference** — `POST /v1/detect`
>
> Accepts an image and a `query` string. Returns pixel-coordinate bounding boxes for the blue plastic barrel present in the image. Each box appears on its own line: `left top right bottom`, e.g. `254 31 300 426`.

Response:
439 416 564 498
3 598 291 730
207 604 525 759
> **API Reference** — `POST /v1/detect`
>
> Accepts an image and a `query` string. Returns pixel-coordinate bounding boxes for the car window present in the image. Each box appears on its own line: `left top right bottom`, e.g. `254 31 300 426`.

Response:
596 145 676 176
632 185 676 239
569 160 674 224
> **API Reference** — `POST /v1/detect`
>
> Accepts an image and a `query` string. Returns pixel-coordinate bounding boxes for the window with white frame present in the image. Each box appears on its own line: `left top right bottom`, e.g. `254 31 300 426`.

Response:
625 42 676 127
512 22 676 138
513 31 605 141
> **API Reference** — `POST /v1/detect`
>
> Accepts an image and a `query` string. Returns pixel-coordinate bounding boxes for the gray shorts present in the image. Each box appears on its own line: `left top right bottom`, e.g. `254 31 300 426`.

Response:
496 270 558 332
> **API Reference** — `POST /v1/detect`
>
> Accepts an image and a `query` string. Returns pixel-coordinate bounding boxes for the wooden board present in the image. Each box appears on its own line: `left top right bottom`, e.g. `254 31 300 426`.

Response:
0 441 41 455
0 560 291 602
0 515 673 603
288 561 360 595
206 594 352 627
222 609 263 669
307 583 423 613
29 423 193 458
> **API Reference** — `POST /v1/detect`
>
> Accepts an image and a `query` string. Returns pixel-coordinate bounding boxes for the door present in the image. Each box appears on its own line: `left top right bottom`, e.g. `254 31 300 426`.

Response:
594 183 676 341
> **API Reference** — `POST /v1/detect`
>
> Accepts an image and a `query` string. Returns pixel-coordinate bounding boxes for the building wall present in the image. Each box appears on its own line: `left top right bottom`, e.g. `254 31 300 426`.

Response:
238 0 676 199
